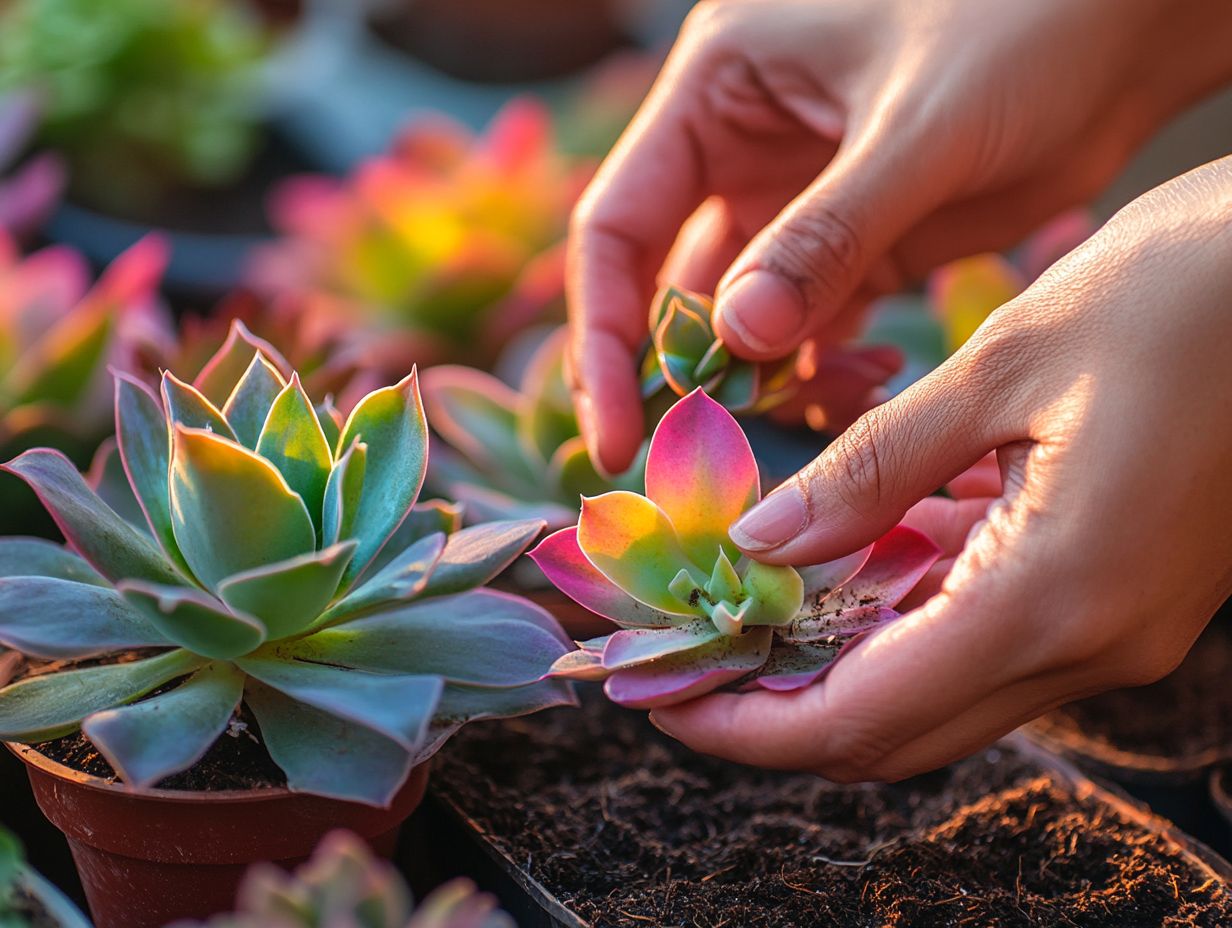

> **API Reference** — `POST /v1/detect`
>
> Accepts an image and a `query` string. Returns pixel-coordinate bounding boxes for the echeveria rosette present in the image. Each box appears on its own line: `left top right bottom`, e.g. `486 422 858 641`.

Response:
0 90 64 240
641 286 797 415
177 830 513 928
532 390 941 709
0 325 574 807
251 99 588 370
422 327 643 531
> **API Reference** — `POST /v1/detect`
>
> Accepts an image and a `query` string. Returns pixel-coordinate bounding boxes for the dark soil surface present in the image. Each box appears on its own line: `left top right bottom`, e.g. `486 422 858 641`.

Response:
1031 617 1232 765
34 704 285 792
13 653 286 792
434 694 1232 928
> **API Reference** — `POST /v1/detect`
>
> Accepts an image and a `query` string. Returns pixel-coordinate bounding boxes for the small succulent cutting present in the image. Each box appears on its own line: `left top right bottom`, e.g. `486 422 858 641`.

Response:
0 91 63 240
177 830 513 928
0 233 171 452
641 286 796 415
0 324 574 807
422 326 642 531
251 99 587 369
533 390 940 708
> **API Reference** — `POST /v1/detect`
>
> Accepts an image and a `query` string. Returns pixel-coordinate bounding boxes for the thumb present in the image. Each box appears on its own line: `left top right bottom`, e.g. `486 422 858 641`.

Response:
714 130 950 360
729 342 1030 564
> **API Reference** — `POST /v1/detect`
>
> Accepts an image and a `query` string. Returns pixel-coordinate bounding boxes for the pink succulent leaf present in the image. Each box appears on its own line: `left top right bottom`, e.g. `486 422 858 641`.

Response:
748 640 841 692
604 627 772 709
783 604 898 643
601 619 722 671
795 546 872 604
89 235 169 309
824 526 940 612
644 390 759 568
550 648 608 681
529 527 680 627
577 492 701 616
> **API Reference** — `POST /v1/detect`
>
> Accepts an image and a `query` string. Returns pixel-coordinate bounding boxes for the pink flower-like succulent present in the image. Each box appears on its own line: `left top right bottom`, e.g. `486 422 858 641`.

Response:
531 390 941 709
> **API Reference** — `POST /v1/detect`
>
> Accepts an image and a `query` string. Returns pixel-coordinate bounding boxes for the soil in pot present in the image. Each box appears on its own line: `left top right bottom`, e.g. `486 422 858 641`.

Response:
11 696 427 928
431 694 1232 928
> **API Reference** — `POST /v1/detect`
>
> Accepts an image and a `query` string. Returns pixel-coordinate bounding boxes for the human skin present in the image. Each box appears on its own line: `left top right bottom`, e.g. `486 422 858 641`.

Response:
567 0 1232 780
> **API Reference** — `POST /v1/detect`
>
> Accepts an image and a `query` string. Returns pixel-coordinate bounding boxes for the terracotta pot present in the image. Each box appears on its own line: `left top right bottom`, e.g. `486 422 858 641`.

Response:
8 743 429 928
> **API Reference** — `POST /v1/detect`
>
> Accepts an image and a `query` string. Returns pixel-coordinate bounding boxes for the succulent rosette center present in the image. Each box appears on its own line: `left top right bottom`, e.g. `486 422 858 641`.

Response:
532 390 941 709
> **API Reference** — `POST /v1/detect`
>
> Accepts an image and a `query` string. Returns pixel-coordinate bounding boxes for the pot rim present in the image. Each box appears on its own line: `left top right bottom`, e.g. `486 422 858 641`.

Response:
1021 715 1231 781
6 740 304 805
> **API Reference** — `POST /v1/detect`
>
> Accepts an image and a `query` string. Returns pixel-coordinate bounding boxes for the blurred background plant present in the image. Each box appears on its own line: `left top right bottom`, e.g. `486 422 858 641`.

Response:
0 234 171 534
0 826 90 928
251 99 586 371
0 91 64 242
0 0 272 219
177 830 514 928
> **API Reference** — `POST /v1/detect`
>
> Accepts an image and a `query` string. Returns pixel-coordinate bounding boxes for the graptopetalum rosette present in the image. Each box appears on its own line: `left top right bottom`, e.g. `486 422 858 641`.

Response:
0 325 574 806
178 830 512 928
532 390 940 708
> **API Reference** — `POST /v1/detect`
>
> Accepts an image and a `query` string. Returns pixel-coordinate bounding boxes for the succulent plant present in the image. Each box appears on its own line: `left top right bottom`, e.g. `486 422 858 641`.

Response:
0 0 268 215
251 99 587 370
0 233 172 453
0 826 90 928
422 326 643 532
532 390 940 708
0 322 575 806
641 286 797 415
0 91 63 240
177 830 513 928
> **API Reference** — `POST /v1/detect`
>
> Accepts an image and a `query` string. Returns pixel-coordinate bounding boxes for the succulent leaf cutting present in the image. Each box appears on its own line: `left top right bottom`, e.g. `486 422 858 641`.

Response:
0 321 574 807
532 390 940 708
640 286 797 414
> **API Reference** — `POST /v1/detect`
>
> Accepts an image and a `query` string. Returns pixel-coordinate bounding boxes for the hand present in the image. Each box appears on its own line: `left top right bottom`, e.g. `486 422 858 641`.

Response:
650 157 1232 781
568 0 1232 474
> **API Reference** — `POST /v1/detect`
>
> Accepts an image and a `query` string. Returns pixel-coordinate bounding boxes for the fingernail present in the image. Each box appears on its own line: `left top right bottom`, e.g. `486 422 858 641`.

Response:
730 485 809 551
716 270 807 353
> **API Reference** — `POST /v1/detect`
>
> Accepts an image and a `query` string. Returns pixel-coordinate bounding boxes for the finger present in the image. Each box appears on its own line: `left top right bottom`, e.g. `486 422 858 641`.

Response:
728 331 1035 565
712 116 956 361
567 47 712 473
656 488 1068 777
658 197 747 296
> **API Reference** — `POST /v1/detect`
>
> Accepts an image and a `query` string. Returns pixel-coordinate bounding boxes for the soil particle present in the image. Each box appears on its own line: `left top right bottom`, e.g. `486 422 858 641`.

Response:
434 694 1232 927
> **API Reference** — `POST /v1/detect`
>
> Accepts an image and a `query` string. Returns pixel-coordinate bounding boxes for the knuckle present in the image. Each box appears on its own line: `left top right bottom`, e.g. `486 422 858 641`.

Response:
768 205 865 307
820 409 890 517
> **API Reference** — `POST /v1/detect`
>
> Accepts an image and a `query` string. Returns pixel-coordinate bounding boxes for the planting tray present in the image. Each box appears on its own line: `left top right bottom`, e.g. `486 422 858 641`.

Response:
420 695 1232 928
